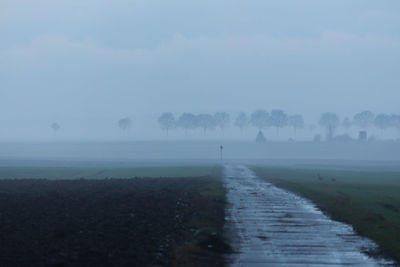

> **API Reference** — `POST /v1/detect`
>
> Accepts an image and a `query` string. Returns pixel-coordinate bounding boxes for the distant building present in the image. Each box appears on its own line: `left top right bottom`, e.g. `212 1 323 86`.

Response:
358 131 367 142
256 131 266 143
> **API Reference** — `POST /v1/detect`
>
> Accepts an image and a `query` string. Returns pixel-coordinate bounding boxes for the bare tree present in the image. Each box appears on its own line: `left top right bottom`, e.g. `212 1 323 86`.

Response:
353 110 375 129
214 112 230 136
389 114 400 137
118 117 131 132
270 109 288 136
51 122 60 132
197 114 216 135
177 113 197 136
319 112 339 140
250 109 270 131
287 114 304 137
234 112 249 134
158 112 175 136
374 114 391 135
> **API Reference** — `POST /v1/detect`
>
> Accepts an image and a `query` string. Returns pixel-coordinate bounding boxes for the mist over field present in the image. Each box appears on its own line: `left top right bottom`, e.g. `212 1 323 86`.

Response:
1 0 400 147
1 141 400 164
2 2 400 266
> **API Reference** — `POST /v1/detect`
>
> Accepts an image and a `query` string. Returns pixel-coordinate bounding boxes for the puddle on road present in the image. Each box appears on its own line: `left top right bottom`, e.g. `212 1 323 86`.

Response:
223 165 395 266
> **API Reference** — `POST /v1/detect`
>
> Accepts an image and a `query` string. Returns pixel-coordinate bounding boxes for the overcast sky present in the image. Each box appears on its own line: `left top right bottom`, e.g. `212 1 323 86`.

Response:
1 0 399 140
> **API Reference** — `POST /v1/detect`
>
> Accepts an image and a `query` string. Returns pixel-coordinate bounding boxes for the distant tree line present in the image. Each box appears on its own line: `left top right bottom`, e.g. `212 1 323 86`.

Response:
157 112 231 136
48 109 400 141
155 110 400 140
319 111 400 141
156 110 305 137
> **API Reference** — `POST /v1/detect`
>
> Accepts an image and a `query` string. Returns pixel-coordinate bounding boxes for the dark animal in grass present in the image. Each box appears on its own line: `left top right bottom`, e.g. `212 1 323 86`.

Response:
331 178 337 182
317 173 324 181
379 203 399 213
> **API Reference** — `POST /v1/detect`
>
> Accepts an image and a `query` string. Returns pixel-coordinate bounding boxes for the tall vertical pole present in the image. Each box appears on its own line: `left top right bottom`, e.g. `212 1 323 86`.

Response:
220 145 223 162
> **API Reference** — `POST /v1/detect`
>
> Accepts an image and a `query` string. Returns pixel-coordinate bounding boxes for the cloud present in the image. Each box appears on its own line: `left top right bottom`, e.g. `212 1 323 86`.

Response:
1 0 400 124
1 31 399 118
3 30 399 68
0 1 400 140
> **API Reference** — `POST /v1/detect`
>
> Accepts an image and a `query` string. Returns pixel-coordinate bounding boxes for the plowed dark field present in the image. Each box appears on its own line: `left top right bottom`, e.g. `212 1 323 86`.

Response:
0 177 227 267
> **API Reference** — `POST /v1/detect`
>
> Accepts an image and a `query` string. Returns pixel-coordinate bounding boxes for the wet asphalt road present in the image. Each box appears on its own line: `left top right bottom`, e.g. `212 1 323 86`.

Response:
223 165 394 266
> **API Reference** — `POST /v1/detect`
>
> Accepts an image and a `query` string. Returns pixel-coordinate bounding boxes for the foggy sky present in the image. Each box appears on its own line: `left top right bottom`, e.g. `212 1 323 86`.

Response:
1 0 400 140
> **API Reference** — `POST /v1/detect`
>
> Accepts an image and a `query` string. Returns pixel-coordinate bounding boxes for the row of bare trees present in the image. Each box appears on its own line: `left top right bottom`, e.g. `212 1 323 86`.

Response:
158 112 231 136
155 110 400 140
319 111 400 140
48 110 400 141
157 110 305 137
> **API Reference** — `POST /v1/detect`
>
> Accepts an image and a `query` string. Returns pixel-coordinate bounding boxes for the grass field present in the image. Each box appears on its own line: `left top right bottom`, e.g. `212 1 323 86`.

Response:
251 165 400 262
0 165 219 179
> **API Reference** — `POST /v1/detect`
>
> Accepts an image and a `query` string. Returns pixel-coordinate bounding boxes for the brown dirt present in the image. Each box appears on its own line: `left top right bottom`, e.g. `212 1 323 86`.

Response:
0 177 228 267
